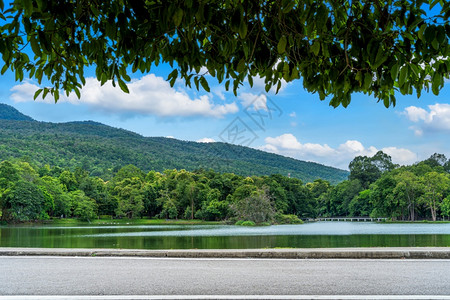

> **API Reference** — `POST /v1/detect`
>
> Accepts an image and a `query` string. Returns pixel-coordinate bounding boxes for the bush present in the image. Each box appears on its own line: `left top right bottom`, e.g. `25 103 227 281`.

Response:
275 213 303 224
235 220 256 226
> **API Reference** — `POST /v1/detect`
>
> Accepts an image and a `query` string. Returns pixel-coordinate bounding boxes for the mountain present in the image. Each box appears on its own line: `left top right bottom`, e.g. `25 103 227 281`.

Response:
0 104 349 184
0 103 34 121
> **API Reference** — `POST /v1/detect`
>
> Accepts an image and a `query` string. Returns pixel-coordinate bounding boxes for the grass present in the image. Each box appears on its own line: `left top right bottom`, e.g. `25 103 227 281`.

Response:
44 217 222 226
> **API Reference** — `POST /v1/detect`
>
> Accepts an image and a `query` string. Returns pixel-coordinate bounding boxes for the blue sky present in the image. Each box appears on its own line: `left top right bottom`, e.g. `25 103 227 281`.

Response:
0 62 449 170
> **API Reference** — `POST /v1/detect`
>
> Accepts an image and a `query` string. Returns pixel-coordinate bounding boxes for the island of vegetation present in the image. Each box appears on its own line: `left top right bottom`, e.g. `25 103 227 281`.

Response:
0 151 449 225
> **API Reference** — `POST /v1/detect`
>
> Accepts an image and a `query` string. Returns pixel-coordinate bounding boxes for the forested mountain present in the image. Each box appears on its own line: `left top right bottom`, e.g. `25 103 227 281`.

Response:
0 104 34 121
0 104 348 184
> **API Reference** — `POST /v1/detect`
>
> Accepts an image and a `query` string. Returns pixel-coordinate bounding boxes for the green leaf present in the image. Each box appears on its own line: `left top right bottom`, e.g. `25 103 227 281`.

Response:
383 96 390 108
173 8 184 27
30 38 42 56
409 64 419 78
1 64 8 75
363 73 372 90
53 89 60 102
122 73 131 82
238 20 247 39
431 38 439 50
237 58 245 73
373 46 387 69
424 26 435 43
33 89 43 100
74 87 81 99
355 71 362 85
391 63 399 81
118 79 130 93
167 69 178 83
311 41 320 56
200 76 210 92
277 36 287 54
248 75 253 88
316 5 328 31
276 81 282 93
418 24 427 41
43 88 49 99
432 73 441 95
398 66 408 87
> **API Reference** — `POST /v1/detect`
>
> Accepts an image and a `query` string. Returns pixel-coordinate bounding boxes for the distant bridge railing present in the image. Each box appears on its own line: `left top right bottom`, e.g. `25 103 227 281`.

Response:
305 217 388 222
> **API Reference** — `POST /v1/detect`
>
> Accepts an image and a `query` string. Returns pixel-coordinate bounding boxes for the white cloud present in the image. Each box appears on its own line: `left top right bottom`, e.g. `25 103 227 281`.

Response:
381 147 418 166
289 112 296 118
238 92 267 111
260 133 417 169
404 103 450 133
197 138 216 143
10 75 239 118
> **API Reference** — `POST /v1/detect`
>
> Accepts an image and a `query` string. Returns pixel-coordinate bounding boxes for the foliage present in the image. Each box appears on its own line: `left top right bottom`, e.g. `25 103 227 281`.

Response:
349 151 395 189
231 188 275 224
274 213 303 224
73 197 98 222
419 172 449 221
1 151 449 224
235 220 256 226
0 104 349 184
1 1 450 107
1 180 47 221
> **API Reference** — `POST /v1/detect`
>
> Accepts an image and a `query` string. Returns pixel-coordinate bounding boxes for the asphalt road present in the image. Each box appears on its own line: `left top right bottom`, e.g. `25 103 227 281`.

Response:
1 256 450 296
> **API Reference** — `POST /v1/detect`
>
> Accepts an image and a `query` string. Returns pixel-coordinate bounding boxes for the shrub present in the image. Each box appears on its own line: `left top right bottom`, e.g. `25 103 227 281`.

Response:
240 220 256 226
275 213 303 224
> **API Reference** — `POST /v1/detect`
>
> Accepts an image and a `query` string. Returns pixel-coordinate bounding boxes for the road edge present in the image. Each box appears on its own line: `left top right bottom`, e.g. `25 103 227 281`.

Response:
1 247 450 259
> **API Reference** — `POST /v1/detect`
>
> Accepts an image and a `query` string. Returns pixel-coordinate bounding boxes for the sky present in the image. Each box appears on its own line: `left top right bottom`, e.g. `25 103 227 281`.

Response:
0 62 449 171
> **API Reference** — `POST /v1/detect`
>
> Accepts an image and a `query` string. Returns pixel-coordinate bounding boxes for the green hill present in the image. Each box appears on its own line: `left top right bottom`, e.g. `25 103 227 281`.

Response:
0 104 348 184
0 103 34 121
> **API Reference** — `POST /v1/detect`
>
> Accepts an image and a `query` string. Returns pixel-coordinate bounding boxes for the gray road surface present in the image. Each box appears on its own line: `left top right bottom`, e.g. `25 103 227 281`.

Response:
0 256 449 296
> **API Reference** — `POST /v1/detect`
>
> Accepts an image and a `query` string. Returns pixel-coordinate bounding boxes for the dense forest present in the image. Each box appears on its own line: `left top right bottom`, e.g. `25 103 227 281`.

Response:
0 104 348 184
1 152 449 224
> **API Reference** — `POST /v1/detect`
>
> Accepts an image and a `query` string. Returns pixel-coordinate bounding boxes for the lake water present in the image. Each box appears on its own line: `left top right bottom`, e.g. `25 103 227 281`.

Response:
1 221 450 249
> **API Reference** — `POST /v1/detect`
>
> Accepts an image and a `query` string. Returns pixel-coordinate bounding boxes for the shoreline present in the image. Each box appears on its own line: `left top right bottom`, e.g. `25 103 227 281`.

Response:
1 247 450 259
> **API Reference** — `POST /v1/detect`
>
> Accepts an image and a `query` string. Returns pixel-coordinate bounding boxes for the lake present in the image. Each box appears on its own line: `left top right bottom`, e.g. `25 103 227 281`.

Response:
1 221 450 249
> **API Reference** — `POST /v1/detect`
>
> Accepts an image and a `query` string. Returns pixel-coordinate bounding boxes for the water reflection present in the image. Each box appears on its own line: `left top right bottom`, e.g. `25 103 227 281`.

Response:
1 222 450 249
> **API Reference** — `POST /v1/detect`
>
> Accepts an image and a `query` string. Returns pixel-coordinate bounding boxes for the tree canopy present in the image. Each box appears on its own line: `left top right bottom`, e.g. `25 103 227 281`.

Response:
1 0 450 107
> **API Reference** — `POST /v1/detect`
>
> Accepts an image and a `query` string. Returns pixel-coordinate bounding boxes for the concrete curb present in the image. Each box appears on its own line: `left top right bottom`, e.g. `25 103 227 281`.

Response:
1 247 450 259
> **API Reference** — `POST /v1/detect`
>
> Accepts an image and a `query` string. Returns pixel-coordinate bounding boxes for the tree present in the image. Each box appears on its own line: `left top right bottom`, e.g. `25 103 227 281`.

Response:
349 151 394 189
59 170 78 192
38 175 68 217
393 171 422 221
73 197 98 222
327 179 363 217
231 188 275 224
369 173 399 219
419 172 449 221
1 1 450 107
1 180 47 222
441 196 450 221
423 153 447 169
113 177 144 219
349 189 372 217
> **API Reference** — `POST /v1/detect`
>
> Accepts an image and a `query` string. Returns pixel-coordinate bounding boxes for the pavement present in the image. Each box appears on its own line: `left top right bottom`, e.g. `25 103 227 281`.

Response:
2 256 450 296
1 247 450 259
